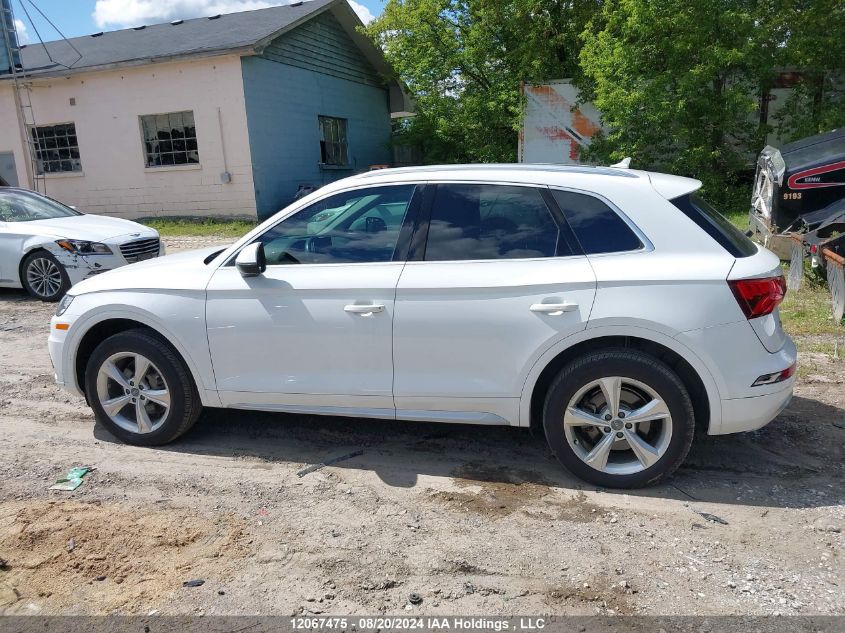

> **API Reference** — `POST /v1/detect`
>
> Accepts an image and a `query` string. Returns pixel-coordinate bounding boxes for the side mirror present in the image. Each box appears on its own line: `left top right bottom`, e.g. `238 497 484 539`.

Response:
365 216 387 234
235 242 266 277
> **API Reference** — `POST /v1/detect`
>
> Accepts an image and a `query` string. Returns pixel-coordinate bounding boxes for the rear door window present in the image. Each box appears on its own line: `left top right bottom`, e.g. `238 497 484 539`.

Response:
423 184 567 261
670 193 758 258
550 189 642 254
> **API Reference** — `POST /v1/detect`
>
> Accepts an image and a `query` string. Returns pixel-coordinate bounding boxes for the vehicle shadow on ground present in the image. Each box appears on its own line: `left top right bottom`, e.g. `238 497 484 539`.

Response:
93 394 843 510
0 288 36 302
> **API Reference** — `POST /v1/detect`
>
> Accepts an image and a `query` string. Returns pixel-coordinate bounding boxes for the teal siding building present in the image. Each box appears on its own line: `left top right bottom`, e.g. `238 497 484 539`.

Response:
242 8 397 218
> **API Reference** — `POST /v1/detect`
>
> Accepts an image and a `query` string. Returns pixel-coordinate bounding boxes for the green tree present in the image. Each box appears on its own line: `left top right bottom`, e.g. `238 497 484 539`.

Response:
367 0 597 163
578 0 781 210
772 0 845 141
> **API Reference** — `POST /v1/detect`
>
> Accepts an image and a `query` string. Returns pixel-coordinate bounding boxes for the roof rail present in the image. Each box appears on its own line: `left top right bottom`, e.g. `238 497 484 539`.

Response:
355 163 640 179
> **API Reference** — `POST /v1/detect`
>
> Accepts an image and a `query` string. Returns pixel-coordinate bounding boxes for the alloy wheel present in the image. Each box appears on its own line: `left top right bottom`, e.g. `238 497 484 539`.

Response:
96 352 171 434
563 376 673 475
26 257 63 298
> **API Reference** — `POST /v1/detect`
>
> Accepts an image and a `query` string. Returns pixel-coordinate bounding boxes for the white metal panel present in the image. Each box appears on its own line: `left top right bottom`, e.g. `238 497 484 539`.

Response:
519 80 603 165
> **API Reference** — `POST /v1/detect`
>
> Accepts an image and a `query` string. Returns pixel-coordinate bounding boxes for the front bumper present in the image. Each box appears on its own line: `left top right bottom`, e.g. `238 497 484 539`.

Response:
60 253 124 285
51 238 163 287
48 315 84 397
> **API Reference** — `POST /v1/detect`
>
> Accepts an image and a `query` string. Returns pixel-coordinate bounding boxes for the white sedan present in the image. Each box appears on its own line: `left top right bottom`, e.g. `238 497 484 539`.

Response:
48 165 796 488
0 187 161 301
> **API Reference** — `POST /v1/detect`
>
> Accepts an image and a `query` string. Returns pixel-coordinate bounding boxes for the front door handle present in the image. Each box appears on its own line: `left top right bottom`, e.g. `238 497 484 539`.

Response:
530 302 578 315
344 303 385 314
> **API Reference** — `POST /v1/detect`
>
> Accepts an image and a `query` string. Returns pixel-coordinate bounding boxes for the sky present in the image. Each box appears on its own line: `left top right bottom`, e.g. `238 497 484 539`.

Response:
10 0 387 44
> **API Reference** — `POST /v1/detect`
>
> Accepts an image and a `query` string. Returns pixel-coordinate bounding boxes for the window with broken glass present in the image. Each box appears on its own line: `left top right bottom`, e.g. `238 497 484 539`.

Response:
140 111 200 167
30 123 82 174
319 116 348 167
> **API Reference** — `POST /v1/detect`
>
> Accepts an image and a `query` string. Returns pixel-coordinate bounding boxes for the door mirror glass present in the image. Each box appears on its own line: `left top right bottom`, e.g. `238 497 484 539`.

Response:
235 242 266 277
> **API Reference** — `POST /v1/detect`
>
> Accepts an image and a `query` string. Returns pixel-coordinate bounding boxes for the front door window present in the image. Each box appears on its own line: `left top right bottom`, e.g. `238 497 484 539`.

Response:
255 185 416 265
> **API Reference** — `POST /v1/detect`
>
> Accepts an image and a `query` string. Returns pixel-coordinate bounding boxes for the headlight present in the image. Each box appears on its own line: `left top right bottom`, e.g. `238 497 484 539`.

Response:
55 294 74 317
56 239 112 255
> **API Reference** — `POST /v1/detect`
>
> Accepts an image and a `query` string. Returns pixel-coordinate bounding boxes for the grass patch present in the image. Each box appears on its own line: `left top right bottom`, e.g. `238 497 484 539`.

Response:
725 209 749 231
780 278 843 337
139 217 257 238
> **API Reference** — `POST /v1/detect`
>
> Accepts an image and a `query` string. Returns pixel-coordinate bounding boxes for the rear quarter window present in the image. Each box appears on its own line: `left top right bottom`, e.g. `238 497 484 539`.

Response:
550 189 643 254
670 194 758 258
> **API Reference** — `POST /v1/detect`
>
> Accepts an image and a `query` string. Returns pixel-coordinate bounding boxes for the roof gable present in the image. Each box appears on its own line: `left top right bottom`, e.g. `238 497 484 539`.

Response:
260 10 382 86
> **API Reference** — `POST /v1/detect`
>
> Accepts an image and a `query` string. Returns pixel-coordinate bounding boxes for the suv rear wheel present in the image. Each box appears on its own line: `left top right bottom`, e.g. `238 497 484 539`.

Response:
543 349 695 488
85 329 202 445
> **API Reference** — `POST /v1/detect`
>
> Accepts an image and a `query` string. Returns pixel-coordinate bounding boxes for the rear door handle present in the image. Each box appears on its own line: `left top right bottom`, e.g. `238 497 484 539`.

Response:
530 302 578 315
344 304 385 314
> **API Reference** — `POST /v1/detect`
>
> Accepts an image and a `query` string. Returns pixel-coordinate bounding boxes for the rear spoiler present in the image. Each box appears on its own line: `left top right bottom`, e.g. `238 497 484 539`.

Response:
646 172 702 200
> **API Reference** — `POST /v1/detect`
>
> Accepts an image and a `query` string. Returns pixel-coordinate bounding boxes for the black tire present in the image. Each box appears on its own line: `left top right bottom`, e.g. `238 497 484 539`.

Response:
20 250 70 302
543 348 695 489
84 329 202 446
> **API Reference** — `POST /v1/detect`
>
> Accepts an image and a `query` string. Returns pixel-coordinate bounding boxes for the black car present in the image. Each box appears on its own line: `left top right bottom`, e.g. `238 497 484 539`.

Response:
749 129 845 258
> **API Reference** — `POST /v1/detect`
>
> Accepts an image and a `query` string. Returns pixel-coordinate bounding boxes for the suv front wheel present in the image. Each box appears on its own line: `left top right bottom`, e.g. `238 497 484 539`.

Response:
85 329 202 445
543 349 695 488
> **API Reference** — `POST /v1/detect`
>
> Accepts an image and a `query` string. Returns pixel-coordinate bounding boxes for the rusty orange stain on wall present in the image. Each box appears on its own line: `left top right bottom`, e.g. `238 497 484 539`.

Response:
571 109 600 139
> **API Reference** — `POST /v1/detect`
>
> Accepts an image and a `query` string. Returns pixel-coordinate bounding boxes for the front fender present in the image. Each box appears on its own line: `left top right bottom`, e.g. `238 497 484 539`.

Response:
63 296 221 408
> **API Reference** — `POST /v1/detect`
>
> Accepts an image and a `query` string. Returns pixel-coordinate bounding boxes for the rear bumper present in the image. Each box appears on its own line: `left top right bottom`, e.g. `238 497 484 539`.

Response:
678 321 796 435
715 382 793 435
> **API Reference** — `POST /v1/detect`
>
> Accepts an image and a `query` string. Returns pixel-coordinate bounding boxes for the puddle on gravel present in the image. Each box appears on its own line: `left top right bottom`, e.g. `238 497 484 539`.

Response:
430 463 604 521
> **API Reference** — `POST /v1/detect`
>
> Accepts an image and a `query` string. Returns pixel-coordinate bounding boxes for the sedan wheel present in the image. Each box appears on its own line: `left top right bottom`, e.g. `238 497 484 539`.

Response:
543 349 695 488
22 251 70 301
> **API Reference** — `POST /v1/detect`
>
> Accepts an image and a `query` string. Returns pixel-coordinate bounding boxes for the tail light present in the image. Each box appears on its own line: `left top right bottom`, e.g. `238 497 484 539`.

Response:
728 275 786 319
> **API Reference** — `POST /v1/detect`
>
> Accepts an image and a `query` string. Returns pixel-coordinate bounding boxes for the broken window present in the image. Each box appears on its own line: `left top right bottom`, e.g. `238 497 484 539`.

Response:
30 123 82 174
319 116 348 166
140 111 199 167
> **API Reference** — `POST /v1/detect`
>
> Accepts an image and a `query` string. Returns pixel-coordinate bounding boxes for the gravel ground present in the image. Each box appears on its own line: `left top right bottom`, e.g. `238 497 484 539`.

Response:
0 237 842 616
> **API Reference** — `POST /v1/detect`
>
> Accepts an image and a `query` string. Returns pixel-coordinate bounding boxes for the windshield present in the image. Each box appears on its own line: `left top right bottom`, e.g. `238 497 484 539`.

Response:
0 190 81 222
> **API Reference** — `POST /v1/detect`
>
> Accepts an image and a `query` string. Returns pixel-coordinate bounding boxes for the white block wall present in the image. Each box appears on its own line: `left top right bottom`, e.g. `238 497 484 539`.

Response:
0 54 258 218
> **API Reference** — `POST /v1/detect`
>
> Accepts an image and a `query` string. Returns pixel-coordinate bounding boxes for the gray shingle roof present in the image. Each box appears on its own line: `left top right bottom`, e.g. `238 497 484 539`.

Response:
9 0 336 77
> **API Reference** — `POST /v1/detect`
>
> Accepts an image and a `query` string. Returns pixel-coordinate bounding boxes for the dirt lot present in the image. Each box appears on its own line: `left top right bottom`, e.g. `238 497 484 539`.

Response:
0 238 842 616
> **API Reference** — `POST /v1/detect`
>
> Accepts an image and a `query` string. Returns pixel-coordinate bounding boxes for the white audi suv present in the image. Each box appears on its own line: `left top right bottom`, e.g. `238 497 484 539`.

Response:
48 165 796 488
